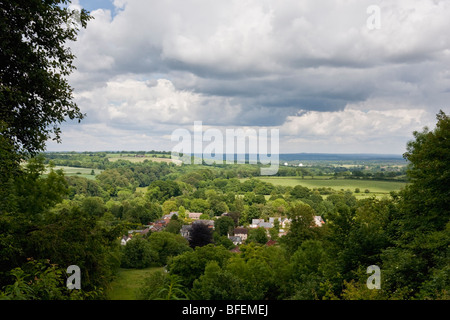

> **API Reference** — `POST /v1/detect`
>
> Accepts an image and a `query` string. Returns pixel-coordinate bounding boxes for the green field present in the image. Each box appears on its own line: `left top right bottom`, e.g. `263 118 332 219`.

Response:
43 166 103 180
107 155 181 165
251 176 408 198
107 267 164 300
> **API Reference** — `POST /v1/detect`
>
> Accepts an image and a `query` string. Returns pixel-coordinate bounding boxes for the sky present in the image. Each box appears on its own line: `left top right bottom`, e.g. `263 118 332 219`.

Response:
46 0 450 154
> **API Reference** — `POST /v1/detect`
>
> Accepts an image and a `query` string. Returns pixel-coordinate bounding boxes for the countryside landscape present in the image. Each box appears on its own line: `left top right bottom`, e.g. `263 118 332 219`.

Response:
0 0 449 313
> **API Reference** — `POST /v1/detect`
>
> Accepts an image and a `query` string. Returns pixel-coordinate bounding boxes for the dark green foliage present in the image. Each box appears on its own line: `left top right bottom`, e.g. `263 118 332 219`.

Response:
138 271 188 300
214 216 235 237
247 227 268 245
147 180 182 202
280 202 319 255
290 185 311 199
121 237 158 269
167 244 232 288
147 232 191 266
188 222 213 248
0 259 102 300
0 0 91 156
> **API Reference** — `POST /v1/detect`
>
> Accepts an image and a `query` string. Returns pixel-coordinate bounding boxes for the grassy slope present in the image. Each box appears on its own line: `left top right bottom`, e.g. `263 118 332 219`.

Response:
43 166 103 180
107 267 164 300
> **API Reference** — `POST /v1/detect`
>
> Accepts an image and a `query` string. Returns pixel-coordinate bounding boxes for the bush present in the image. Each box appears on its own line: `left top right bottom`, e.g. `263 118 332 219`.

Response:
147 232 191 266
121 237 158 269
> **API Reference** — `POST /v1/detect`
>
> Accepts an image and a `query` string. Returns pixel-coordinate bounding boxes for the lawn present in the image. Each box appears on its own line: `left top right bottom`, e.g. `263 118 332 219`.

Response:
249 176 408 198
107 267 164 300
43 166 103 180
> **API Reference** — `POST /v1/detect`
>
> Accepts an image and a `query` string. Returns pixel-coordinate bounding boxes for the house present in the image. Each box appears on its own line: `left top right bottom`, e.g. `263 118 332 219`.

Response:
180 219 215 240
279 218 292 229
250 219 273 229
195 219 215 229
162 211 179 223
259 222 273 229
120 235 132 246
233 227 248 241
188 212 203 220
150 219 167 232
278 229 288 237
180 225 192 240
251 219 265 226
314 216 325 227
228 236 242 245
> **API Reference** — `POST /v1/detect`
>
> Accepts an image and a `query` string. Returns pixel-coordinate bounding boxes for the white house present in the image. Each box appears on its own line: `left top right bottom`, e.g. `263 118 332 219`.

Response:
314 216 325 227
188 212 203 220
233 227 248 241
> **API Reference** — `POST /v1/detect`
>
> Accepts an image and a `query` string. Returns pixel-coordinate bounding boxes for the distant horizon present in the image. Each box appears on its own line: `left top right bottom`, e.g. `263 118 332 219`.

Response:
42 150 406 159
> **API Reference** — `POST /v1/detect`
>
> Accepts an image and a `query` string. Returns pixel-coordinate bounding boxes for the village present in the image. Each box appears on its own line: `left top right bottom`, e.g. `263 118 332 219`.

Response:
121 211 325 248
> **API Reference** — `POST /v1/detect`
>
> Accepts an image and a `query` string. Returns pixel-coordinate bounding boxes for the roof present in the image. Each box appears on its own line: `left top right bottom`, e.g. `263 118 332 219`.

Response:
234 227 248 234
252 219 265 224
194 219 215 227
258 222 273 229
228 236 242 243
188 212 203 219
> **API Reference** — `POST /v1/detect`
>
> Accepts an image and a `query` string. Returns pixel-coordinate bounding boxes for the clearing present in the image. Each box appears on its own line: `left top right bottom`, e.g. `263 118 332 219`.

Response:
107 267 164 300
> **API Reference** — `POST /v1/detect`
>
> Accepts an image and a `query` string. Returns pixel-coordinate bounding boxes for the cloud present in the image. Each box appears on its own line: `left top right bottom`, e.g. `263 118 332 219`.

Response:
72 77 245 129
279 104 434 153
50 0 450 153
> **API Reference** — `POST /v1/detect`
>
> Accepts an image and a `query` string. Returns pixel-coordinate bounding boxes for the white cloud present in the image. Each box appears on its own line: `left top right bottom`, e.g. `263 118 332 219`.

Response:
279 104 432 153
74 77 242 128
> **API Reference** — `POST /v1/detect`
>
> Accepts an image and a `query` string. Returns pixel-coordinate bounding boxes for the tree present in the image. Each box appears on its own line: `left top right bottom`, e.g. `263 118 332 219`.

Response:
0 259 102 300
381 110 450 298
289 240 331 299
165 218 183 235
214 216 235 237
80 196 106 217
147 180 181 202
247 227 268 245
290 185 311 199
162 200 178 216
189 198 210 213
269 219 280 240
280 202 318 255
191 261 248 300
400 110 450 236
147 231 191 266
167 244 232 288
178 206 186 219
189 222 213 248
121 237 158 269
0 1 91 157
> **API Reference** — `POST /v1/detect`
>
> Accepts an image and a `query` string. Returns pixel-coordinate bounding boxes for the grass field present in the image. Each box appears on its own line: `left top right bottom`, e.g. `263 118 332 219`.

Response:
108 156 181 165
249 176 408 199
107 267 164 300
43 166 103 180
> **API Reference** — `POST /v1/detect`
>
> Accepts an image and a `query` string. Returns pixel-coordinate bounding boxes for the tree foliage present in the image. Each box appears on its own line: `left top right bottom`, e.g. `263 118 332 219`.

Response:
0 0 91 156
